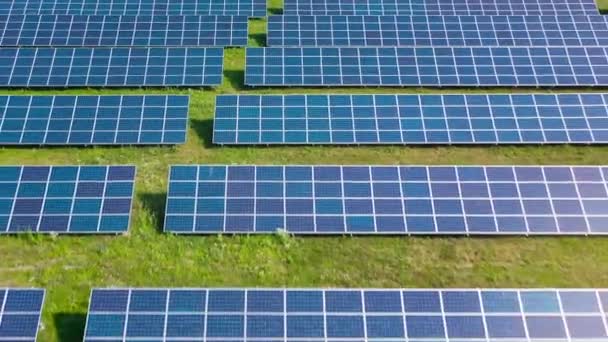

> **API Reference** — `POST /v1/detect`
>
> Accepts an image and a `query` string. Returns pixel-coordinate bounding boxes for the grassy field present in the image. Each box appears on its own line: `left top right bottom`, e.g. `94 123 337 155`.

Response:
2 1 608 341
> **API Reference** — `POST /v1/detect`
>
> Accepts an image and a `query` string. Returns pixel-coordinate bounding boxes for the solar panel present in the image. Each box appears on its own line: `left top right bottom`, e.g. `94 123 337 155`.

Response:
165 165 608 235
0 165 135 234
0 15 248 47
283 0 599 15
0 47 223 87
268 15 608 47
213 94 608 145
85 288 608 341
245 47 608 87
0 95 189 145
2 0 267 17
0 289 44 342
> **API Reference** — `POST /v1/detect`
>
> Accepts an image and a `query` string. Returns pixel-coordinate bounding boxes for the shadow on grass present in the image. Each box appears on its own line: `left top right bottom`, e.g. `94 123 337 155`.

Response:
224 69 249 91
54 312 87 342
190 119 215 148
250 33 267 47
268 7 283 14
139 192 167 233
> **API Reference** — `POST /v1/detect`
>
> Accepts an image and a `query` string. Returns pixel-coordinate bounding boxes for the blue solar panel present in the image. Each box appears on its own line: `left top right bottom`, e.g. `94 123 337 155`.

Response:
0 47 223 87
0 15 248 47
283 0 599 15
165 165 608 235
0 165 135 234
2 0 267 16
85 288 608 341
245 47 608 87
213 94 608 145
0 289 44 342
268 15 608 47
0 95 189 145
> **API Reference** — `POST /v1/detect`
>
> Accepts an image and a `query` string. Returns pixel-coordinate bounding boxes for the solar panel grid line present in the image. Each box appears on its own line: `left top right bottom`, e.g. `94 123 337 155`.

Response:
84 288 608 340
213 94 608 145
267 15 608 47
282 0 599 16
0 289 45 341
0 95 189 145
2 0 267 17
0 15 248 47
165 165 608 235
245 46 608 88
0 165 136 234
0 47 223 87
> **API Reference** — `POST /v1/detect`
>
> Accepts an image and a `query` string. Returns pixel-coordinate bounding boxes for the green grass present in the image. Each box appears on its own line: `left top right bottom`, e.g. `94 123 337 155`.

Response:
3 0 608 340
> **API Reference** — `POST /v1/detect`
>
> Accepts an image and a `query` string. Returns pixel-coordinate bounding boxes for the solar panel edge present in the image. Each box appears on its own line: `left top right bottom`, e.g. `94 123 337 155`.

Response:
164 165 608 236
0 15 249 47
0 165 137 235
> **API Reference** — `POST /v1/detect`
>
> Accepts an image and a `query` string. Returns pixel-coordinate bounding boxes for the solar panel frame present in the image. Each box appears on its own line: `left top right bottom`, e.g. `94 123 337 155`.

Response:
213 94 608 145
84 288 608 341
267 15 608 47
0 165 136 234
164 164 608 235
244 47 608 87
0 288 45 342
0 95 190 145
283 0 599 16
0 15 249 47
2 0 267 17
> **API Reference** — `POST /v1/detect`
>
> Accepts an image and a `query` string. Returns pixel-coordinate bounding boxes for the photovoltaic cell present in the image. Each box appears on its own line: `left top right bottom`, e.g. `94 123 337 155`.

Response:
0 47 223 87
0 15 248 47
0 289 45 342
165 165 608 235
267 15 608 47
2 0 267 17
283 0 599 15
245 47 608 87
0 95 189 145
213 94 608 145
85 288 608 341
0 165 135 234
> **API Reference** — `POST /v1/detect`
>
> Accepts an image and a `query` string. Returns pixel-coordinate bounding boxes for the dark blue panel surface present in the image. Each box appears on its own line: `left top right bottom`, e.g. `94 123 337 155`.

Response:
283 0 598 15
245 47 608 87
165 165 608 235
85 288 608 341
213 94 608 145
0 47 223 87
0 95 189 145
0 288 44 342
268 15 608 47
2 0 267 16
0 15 248 47
0 165 135 234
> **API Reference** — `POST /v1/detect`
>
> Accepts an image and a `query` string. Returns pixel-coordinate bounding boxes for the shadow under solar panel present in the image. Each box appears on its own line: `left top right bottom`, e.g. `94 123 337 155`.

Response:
213 94 608 145
0 288 45 342
0 15 249 47
0 47 223 87
283 0 599 15
245 47 608 87
0 95 190 145
164 165 608 235
0 165 136 234
267 15 608 47
1 0 267 17
84 288 608 341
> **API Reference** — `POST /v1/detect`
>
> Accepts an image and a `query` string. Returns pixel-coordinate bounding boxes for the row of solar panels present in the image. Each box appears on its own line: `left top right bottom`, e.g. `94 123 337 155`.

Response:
2 47 608 87
2 164 608 235
6 288 608 341
4 14 608 47
4 94 608 146
0 0 600 16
